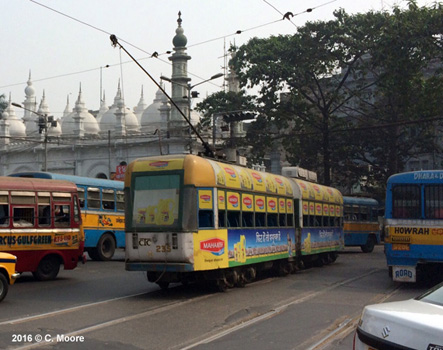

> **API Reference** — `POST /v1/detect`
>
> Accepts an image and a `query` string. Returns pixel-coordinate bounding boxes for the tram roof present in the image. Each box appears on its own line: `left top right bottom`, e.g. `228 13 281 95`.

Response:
127 154 342 204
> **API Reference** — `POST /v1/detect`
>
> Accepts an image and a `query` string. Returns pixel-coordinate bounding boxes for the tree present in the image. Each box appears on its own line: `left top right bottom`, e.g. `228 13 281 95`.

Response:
0 94 7 114
195 90 256 151
230 1 442 191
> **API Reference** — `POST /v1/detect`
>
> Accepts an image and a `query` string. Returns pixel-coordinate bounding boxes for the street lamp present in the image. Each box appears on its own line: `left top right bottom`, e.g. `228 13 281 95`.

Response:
11 102 57 171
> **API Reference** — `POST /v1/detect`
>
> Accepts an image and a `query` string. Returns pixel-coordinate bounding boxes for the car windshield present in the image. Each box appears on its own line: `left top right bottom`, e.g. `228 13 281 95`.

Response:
416 282 443 307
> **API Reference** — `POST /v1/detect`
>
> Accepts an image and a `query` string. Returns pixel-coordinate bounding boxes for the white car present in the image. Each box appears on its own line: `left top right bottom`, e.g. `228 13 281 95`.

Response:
354 282 443 350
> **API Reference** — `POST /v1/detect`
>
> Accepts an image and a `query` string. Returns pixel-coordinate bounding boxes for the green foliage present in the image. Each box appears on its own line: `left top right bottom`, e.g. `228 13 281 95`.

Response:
0 94 7 114
227 2 442 193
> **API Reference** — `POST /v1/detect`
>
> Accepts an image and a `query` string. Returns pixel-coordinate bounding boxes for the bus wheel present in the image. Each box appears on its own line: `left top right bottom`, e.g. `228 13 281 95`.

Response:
0 273 8 302
96 233 116 261
33 256 60 281
361 236 375 253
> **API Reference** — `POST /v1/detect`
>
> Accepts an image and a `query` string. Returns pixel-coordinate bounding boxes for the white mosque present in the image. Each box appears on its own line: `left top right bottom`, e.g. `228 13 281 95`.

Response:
0 12 223 179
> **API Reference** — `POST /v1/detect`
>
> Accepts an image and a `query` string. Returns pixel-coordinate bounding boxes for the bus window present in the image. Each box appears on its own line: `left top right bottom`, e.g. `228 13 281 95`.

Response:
87 188 101 209
267 213 278 227
116 191 125 211
55 205 70 227
73 196 81 223
38 193 51 226
425 184 443 219
227 211 240 228
13 207 34 227
102 189 115 210
198 210 214 228
0 193 9 226
393 185 421 218
242 212 254 227
77 188 85 208
255 212 265 227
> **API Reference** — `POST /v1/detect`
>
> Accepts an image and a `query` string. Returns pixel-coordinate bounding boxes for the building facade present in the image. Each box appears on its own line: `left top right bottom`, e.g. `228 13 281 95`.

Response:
0 14 202 179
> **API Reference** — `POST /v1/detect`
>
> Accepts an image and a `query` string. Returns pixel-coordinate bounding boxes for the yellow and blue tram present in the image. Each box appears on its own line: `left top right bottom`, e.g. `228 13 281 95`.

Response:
124 155 344 290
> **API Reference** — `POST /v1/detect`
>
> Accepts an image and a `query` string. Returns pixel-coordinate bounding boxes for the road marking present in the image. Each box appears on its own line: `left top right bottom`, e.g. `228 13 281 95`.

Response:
179 268 383 350
305 283 404 350
0 292 148 326
12 293 214 350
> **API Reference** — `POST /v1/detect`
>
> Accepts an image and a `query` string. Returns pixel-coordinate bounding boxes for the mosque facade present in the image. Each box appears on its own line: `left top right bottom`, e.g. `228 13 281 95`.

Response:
0 13 205 179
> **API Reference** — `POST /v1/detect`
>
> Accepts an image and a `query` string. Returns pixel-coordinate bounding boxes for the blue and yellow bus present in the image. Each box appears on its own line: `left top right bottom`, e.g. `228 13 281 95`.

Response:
9 172 124 261
124 154 344 290
384 170 443 282
343 196 380 253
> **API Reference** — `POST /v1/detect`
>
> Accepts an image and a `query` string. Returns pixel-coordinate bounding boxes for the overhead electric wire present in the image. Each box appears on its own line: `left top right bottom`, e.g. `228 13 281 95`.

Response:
2 0 338 94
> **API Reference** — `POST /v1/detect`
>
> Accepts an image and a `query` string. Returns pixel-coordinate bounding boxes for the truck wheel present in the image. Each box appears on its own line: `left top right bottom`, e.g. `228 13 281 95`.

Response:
96 233 116 261
33 256 60 281
0 273 8 302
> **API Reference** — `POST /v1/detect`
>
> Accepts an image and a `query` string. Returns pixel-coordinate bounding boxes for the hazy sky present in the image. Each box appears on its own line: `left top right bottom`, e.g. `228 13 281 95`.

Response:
1 0 435 120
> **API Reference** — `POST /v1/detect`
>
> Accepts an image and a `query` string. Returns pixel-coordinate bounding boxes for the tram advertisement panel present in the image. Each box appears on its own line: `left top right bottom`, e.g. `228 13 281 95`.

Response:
301 227 343 255
227 228 296 267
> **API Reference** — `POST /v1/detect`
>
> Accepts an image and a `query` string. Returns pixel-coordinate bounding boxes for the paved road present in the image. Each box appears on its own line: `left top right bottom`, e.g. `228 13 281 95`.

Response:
1 246 439 350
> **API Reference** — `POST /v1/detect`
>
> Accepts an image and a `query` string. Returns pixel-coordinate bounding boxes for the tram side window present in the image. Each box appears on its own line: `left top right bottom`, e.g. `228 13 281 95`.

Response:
303 214 309 227
425 184 443 219
102 190 116 210
87 188 101 209
287 213 294 227
267 213 278 227
218 209 226 228
198 210 214 228
242 212 254 227
279 213 286 227
227 211 240 228
255 212 265 227
393 185 421 219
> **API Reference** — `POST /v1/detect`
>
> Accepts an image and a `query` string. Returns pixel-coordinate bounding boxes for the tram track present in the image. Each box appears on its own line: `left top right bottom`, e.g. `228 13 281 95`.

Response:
2 249 399 350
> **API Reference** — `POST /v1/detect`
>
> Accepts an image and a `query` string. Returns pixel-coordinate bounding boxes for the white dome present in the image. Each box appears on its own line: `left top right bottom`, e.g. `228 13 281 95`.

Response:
61 88 99 135
100 84 139 134
140 87 167 127
4 97 26 138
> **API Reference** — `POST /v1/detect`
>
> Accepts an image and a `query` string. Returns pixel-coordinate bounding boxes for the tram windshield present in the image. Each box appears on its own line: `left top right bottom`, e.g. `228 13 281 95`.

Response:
132 174 180 229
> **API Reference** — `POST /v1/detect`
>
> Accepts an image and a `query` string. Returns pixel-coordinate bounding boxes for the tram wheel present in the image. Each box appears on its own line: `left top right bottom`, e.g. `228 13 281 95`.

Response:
33 255 60 281
0 273 8 302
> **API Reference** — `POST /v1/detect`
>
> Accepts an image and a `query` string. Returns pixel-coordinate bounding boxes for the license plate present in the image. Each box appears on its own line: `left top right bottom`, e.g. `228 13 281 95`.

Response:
393 266 416 282
392 243 410 251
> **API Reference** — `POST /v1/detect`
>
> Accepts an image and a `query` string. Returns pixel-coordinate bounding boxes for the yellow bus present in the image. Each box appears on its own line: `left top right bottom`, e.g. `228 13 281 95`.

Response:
124 155 343 290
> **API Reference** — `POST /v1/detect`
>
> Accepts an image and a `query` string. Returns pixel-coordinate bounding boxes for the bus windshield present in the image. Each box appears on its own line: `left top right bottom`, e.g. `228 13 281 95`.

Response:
132 174 180 229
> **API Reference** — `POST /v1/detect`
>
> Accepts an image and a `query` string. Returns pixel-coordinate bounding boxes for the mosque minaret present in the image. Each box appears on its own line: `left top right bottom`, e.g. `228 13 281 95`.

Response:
0 12 216 178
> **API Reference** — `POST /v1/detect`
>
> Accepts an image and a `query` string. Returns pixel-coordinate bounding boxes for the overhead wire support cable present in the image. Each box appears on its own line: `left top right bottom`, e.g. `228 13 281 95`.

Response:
109 35 215 159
